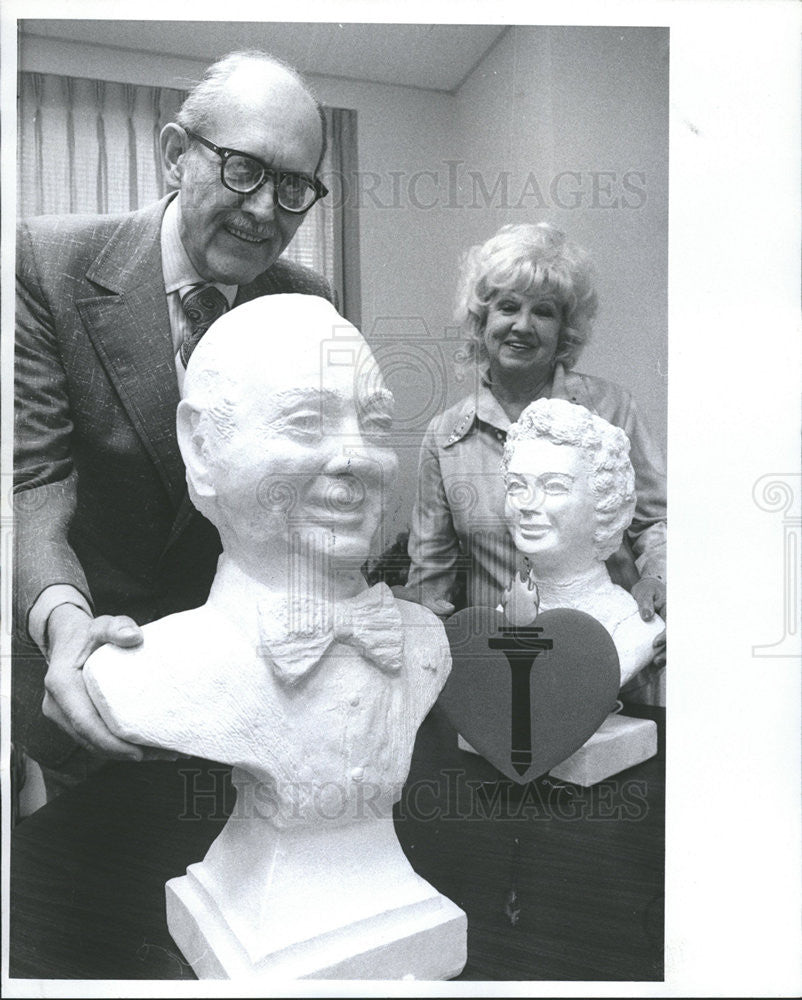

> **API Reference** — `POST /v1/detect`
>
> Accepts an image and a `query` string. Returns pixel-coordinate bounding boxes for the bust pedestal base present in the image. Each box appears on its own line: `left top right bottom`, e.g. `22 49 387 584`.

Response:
165 776 466 981
167 872 466 980
547 712 657 786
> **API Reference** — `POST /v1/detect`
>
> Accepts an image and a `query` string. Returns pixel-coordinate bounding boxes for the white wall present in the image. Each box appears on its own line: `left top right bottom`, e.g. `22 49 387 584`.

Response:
309 73 464 546
18 25 668 554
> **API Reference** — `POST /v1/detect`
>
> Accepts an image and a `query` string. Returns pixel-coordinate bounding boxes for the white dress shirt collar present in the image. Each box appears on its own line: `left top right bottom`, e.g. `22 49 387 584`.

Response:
161 196 237 305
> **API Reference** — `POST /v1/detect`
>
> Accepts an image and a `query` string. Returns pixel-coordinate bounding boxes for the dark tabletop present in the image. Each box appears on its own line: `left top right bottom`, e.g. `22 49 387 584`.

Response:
9 702 664 982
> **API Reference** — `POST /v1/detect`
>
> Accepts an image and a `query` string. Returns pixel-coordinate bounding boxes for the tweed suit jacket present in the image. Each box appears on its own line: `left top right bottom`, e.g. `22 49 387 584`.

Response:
14 194 332 767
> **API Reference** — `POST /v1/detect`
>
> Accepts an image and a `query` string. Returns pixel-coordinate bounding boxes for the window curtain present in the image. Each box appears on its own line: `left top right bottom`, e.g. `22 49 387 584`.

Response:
323 107 361 328
17 71 359 322
17 73 185 218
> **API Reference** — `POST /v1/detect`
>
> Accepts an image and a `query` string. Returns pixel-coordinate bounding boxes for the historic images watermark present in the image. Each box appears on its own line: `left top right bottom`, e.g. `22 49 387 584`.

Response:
177 764 650 824
751 474 801 657
320 162 649 212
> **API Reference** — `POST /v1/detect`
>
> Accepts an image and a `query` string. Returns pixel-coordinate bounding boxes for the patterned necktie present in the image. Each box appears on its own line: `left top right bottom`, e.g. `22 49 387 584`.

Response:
179 283 230 367
257 583 405 686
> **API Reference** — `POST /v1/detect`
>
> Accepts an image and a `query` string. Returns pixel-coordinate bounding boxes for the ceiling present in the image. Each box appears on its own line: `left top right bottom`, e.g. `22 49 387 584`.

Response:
18 20 508 93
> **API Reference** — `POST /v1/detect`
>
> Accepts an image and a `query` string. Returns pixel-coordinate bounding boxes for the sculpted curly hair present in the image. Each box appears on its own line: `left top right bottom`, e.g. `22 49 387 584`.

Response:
502 398 635 561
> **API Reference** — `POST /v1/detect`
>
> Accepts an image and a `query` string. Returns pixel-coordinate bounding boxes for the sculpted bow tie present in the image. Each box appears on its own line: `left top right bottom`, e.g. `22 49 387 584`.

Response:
257 582 404 685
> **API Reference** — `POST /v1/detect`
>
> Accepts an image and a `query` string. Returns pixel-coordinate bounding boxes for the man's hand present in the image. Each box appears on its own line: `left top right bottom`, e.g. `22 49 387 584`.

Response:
42 604 146 759
391 585 455 621
631 576 666 669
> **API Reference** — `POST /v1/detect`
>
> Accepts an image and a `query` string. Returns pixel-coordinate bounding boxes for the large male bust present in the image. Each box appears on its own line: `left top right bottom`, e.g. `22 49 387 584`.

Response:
84 294 450 823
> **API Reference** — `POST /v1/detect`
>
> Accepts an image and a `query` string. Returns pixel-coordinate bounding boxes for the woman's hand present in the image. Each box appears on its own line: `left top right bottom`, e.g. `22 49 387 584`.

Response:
631 576 666 669
651 630 666 669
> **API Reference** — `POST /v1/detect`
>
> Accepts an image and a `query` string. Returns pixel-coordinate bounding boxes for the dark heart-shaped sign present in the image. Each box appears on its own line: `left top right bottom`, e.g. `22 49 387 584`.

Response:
440 607 620 783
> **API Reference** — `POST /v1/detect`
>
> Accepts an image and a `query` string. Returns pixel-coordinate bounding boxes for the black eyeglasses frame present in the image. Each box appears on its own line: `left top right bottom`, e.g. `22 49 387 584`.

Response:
184 129 328 214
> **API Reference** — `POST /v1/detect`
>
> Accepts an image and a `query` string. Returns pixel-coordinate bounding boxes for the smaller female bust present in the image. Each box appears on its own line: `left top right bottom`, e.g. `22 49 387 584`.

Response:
501 397 664 688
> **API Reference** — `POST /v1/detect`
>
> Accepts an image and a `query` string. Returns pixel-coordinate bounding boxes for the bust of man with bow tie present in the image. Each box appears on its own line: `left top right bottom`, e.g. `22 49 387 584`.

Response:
83 293 465 980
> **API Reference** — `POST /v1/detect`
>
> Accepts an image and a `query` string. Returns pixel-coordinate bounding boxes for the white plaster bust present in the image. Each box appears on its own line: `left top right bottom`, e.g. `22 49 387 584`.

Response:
501 397 664 687
82 294 466 979
84 294 450 823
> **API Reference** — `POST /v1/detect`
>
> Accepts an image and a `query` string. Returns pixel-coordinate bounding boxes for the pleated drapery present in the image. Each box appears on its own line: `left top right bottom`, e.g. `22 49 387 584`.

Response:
326 107 362 329
93 80 108 214
63 77 77 213
151 86 165 201
17 72 186 219
124 84 139 211
28 73 45 216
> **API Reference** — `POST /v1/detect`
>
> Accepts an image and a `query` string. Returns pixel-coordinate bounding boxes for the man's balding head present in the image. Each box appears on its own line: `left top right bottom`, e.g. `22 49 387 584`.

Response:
177 51 327 170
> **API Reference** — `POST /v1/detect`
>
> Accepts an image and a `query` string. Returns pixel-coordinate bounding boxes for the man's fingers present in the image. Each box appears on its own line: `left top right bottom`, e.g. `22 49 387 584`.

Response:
66 697 144 760
90 615 143 648
41 691 80 742
42 610 147 759
429 599 455 619
44 638 144 759
43 684 142 759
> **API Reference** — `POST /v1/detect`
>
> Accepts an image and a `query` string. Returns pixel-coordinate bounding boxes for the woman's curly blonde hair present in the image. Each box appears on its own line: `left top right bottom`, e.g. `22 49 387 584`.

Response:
455 223 599 371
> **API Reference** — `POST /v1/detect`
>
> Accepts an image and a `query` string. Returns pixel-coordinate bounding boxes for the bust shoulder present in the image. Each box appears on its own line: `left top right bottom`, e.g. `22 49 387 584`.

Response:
393 596 451 681
83 605 242 722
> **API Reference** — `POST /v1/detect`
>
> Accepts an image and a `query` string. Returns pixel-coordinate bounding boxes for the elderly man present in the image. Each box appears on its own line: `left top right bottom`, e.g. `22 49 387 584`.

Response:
14 50 331 785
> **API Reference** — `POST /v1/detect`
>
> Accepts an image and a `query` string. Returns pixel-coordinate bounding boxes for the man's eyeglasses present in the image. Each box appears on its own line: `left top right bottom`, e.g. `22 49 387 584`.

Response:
185 130 328 214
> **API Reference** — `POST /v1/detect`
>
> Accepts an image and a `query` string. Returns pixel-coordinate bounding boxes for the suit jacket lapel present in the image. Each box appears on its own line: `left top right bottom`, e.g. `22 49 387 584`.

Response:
78 197 186 509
